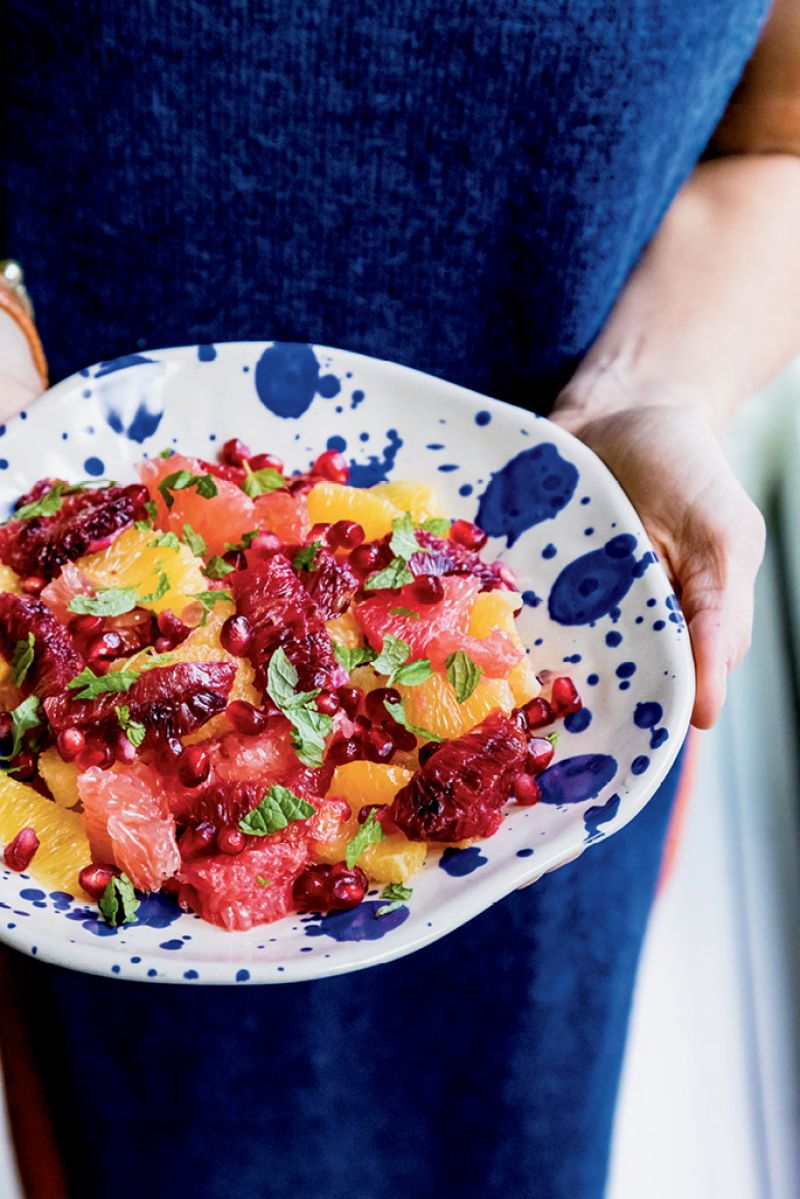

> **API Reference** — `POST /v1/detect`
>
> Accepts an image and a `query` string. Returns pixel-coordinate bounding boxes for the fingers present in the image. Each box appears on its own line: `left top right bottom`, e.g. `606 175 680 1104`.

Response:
0 370 41 423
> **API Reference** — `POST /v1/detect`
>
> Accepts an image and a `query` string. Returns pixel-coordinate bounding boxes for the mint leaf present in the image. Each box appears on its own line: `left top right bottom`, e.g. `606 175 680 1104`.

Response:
13 481 69 522
392 658 433 687
265 648 331 766
345 808 385 869
266 647 302 707
67 666 140 701
68 586 141 617
388 607 420 619
364 557 414 591
389 511 427 561
371 634 411 680
98 873 140 927
376 881 413 916
148 531 180 551
420 517 450 536
11 633 35 687
144 500 158 521
158 470 218 509
292 542 322 572
241 462 286 497
239 785 316 835
546 731 559 747
256 876 273 887
383 698 444 743
157 448 173 459
139 571 170 604
115 704 146 748
445 651 483 703
135 519 154 532
224 530 259 552
204 555 234 580
332 642 377 672
190 589 234 625
182 522 208 558
0 696 41 764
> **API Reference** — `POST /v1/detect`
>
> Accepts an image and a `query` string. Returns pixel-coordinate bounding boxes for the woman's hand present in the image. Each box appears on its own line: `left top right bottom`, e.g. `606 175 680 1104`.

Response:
550 398 766 729
0 309 44 421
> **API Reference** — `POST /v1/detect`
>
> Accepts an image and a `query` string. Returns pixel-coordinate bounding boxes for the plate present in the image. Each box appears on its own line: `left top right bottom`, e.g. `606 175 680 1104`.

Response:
0 342 694 983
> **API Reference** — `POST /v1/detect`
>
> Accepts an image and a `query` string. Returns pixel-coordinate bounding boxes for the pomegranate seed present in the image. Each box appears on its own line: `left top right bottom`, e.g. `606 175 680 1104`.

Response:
365 687 401 722
220 614 253 656
217 826 246 855
220 437 251 467
179 822 216 861
521 697 555 729
418 742 440 767
178 746 211 787
329 520 365 550
363 727 395 763
76 745 113 771
87 631 123 661
385 723 417 753
348 543 381 573
249 531 281 558
226 700 269 736
551 676 582 716
153 636 175 654
308 522 332 545
113 731 139 764
20 575 47 596
0 713 13 757
293 863 332 909
57 727 86 762
4 827 40 872
78 863 116 899
449 519 488 550
331 861 369 886
222 549 247 571
311 449 349 485
123 483 151 514
287 477 313 496
328 869 367 910
327 736 360 765
357 804 399 835
10 751 37 782
526 737 555 774
157 610 190 641
247 452 284 473
69 614 103 639
410 575 444 604
336 686 362 718
514 773 542 805
316 690 341 716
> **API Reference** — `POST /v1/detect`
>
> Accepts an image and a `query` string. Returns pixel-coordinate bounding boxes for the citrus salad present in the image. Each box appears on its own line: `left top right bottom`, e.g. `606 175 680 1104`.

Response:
0 441 582 930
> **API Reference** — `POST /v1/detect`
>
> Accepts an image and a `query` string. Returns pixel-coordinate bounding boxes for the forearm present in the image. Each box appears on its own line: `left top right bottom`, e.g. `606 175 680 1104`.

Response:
554 153 800 428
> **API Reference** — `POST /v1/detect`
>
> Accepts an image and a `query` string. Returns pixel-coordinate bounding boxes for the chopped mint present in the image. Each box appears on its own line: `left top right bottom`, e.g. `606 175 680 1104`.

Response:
376 881 412 916
139 571 170 604
239 785 316 836
12 481 69 522
256 876 273 888
224 530 259 553
383 698 444 743
241 461 286 498
157 448 173 459
345 808 385 869
11 632 35 687
182 522 208 558
0 696 41 765
546 731 559 747
68 586 141 618
372 634 431 687
98 873 140 927
147 531 180 551
389 511 427 561
158 470 218 509
419 517 450 536
292 541 322 572
445 651 483 704
144 499 158 521
265 648 331 767
332 642 378 672
388 607 421 619
364 557 414 591
115 704 146 748
67 666 141 701
204 555 235 580
134 519 154 533
190 589 234 625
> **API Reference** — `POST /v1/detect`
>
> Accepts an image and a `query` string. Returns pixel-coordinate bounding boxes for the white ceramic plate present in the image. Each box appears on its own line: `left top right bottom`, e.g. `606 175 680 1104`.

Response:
0 342 694 983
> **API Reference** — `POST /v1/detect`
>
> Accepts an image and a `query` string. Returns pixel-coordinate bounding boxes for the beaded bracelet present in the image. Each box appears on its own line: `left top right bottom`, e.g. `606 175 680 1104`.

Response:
0 259 48 388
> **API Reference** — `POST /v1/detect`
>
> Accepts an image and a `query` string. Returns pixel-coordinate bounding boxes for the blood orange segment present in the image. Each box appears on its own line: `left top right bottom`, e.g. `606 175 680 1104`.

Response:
76 525 206 617
369 481 445 524
0 593 84 698
307 481 403 541
254 490 310 542
398 672 514 740
37 748 81 808
355 575 481 660
138 452 257 557
78 763 181 892
0 772 91 897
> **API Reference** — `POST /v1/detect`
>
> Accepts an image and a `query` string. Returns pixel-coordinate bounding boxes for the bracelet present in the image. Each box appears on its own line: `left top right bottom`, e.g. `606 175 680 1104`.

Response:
0 259 48 388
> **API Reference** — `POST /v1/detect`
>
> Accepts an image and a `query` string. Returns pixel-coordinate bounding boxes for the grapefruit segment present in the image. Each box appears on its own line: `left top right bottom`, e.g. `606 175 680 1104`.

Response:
138 452 256 557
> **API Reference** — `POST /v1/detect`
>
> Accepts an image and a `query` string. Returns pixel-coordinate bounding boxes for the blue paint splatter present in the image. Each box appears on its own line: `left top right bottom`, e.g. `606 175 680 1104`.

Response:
83 456 105 477
542 544 557 559
318 374 341 398
521 590 541 607
184 969 199 980
548 535 646 626
632 756 650 774
584 793 621 840
348 429 403 486
475 411 491 426
650 728 669 749
606 631 623 648
653 620 666 631
616 662 636 679
587 673 599 685
20 888 45 901
439 846 488 876
476 444 579 546
459 483 473 496
254 342 320 419
159 938 184 951
102 397 164 444
437 464 459 473
0 460 7 470
327 435 347 452
563 653 582 663
95 353 155 377
304 901 409 941
426 443 445 450
565 708 592 733
634 702 663 729
538 754 617 805
351 389 365 408
197 344 217 362
516 848 534 858
236 968 251 982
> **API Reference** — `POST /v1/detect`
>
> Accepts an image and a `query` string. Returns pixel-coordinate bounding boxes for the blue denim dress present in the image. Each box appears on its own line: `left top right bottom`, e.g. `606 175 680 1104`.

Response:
1 1 765 1195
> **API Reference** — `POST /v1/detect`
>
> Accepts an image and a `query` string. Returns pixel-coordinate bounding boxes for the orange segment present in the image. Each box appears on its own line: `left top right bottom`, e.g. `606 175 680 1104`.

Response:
317 761 424 882
326 609 363 649
77 526 206 617
361 835 427 885
0 564 21 595
37 748 82 809
398 672 514 740
327 761 414 812
370 481 444 524
307 481 402 541
0 772 91 898
469 590 538 705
